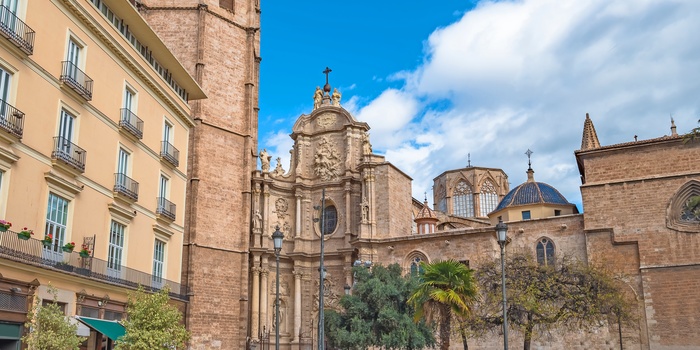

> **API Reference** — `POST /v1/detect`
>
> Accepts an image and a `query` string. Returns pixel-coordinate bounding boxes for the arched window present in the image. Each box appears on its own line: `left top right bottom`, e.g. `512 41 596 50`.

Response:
453 180 474 218
437 185 446 212
479 180 498 216
322 205 337 235
407 251 428 275
536 238 555 266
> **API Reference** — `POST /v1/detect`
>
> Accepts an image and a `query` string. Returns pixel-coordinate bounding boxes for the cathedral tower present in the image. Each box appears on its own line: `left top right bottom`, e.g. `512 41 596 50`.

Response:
137 1 260 348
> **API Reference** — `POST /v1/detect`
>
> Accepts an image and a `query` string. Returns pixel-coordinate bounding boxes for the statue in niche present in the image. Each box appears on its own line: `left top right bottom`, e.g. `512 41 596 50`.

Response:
259 149 271 172
331 88 342 106
273 157 285 176
361 197 369 223
361 132 372 155
253 210 262 230
313 136 341 181
313 86 323 110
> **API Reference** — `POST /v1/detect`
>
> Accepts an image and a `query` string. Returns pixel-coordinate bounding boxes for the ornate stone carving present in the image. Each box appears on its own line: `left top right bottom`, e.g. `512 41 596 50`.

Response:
361 132 372 155
312 275 340 312
313 136 341 181
361 197 369 223
273 157 285 176
313 86 323 110
253 210 262 230
317 114 336 129
275 198 288 219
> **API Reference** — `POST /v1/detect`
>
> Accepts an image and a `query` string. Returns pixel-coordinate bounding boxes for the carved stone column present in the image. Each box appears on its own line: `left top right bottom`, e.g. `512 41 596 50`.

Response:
251 266 261 338
263 182 270 249
295 190 302 238
344 181 352 235
260 263 269 335
293 270 303 342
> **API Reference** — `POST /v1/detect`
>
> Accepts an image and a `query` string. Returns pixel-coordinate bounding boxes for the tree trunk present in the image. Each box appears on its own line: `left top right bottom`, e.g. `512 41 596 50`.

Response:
440 305 451 350
523 323 533 350
460 328 468 350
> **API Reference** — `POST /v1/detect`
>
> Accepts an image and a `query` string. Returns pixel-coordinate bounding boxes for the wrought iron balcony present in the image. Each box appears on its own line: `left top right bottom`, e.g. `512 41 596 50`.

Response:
160 141 179 167
0 5 34 55
0 229 188 300
114 173 139 201
60 61 93 101
119 108 143 139
0 99 24 139
156 197 176 221
51 136 86 173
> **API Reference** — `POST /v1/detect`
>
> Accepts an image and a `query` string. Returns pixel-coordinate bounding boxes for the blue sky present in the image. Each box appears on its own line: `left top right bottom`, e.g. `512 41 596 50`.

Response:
258 0 700 211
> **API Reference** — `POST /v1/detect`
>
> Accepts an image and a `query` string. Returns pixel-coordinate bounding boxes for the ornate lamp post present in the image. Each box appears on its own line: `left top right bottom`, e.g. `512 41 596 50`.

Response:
496 217 508 350
272 226 284 350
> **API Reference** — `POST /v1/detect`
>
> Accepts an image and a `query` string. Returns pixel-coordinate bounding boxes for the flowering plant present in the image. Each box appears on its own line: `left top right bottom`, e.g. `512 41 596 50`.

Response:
0 220 11 230
18 227 33 239
63 241 76 251
42 233 53 244
79 244 91 256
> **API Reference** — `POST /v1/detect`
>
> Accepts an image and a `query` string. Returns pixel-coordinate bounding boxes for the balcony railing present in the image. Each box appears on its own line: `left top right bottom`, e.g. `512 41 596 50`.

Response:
51 136 86 173
160 141 179 167
60 61 93 101
114 173 139 201
156 197 176 221
0 5 34 55
0 229 188 300
119 108 143 139
0 99 24 139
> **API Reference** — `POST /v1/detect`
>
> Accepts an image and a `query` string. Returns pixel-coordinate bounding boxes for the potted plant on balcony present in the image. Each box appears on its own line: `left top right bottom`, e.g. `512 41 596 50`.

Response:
41 234 53 247
17 227 33 240
62 241 75 253
0 220 11 232
79 244 91 258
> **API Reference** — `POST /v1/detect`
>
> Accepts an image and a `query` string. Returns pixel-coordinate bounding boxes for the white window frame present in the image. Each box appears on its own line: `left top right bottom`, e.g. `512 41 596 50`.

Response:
107 220 125 278
163 118 173 144
152 239 165 287
159 174 169 200
43 193 69 262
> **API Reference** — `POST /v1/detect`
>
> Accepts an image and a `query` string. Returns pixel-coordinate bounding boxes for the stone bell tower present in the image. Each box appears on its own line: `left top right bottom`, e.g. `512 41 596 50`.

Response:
137 1 260 349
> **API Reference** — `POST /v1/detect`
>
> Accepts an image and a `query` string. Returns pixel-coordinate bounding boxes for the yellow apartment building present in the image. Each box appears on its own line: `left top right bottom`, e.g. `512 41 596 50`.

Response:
0 0 204 348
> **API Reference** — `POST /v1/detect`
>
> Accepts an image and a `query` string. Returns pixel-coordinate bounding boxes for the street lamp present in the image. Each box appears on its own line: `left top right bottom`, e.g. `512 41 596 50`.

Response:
495 217 508 350
272 226 284 350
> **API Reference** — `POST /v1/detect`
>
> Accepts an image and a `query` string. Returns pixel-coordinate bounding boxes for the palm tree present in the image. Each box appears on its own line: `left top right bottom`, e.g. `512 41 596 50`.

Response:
408 259 477 350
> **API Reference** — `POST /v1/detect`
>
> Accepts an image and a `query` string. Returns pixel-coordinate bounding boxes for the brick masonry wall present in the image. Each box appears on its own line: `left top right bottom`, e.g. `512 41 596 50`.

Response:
140 1 259 348
579 138 700 349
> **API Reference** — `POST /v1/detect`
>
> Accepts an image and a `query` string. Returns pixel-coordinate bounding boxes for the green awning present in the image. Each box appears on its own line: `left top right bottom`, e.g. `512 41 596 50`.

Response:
77 316 125 341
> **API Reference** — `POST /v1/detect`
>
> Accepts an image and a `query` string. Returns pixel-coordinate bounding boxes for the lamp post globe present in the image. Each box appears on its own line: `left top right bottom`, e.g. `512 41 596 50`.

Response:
495 218 508 350
272 226 284 350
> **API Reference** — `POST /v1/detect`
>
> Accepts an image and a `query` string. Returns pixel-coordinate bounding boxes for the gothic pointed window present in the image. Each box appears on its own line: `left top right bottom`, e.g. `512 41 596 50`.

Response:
536 238 555 266
437 185 446 213
407 251 428 275
479 180 498 217
453 180 474 218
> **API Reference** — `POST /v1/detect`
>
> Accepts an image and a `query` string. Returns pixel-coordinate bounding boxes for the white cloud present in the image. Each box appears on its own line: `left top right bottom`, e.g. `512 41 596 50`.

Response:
350 0 700 206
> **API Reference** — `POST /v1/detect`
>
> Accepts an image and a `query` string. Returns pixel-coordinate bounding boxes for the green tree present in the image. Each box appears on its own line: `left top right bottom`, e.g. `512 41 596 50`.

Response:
408 260 477 350
475 253 635 350
325 263 435 350
22 284 86 350
115 286 190 350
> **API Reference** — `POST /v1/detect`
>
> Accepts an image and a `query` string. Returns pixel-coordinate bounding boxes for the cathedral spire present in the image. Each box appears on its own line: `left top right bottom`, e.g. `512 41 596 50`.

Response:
671 116 678 136
580 113 601 150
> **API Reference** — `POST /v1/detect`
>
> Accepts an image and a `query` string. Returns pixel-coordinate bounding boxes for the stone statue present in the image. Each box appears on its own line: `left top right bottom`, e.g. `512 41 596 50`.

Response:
361 197 369 223
361 132 372 155
331 88 341 106
253 210 262 230
259 149 271 172
273 157 285 176
313 137 341 181
313 86 323 110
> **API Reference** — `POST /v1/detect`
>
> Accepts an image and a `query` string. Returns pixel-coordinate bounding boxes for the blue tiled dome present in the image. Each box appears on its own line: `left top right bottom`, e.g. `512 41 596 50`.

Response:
495 179 571 211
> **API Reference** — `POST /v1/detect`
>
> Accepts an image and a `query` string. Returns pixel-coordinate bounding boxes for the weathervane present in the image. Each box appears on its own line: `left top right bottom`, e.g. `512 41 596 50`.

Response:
525 149 533 170
467 153 472 167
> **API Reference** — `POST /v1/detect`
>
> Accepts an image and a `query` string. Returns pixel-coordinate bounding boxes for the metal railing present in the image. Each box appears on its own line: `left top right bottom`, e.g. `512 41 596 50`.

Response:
160 141 179 167
0 5 34 55
119 108 143 139
60 61 93 100
51 136 86 173
0 229 188 300
0 99 24 139
156 197 176 221
114 173 139 201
